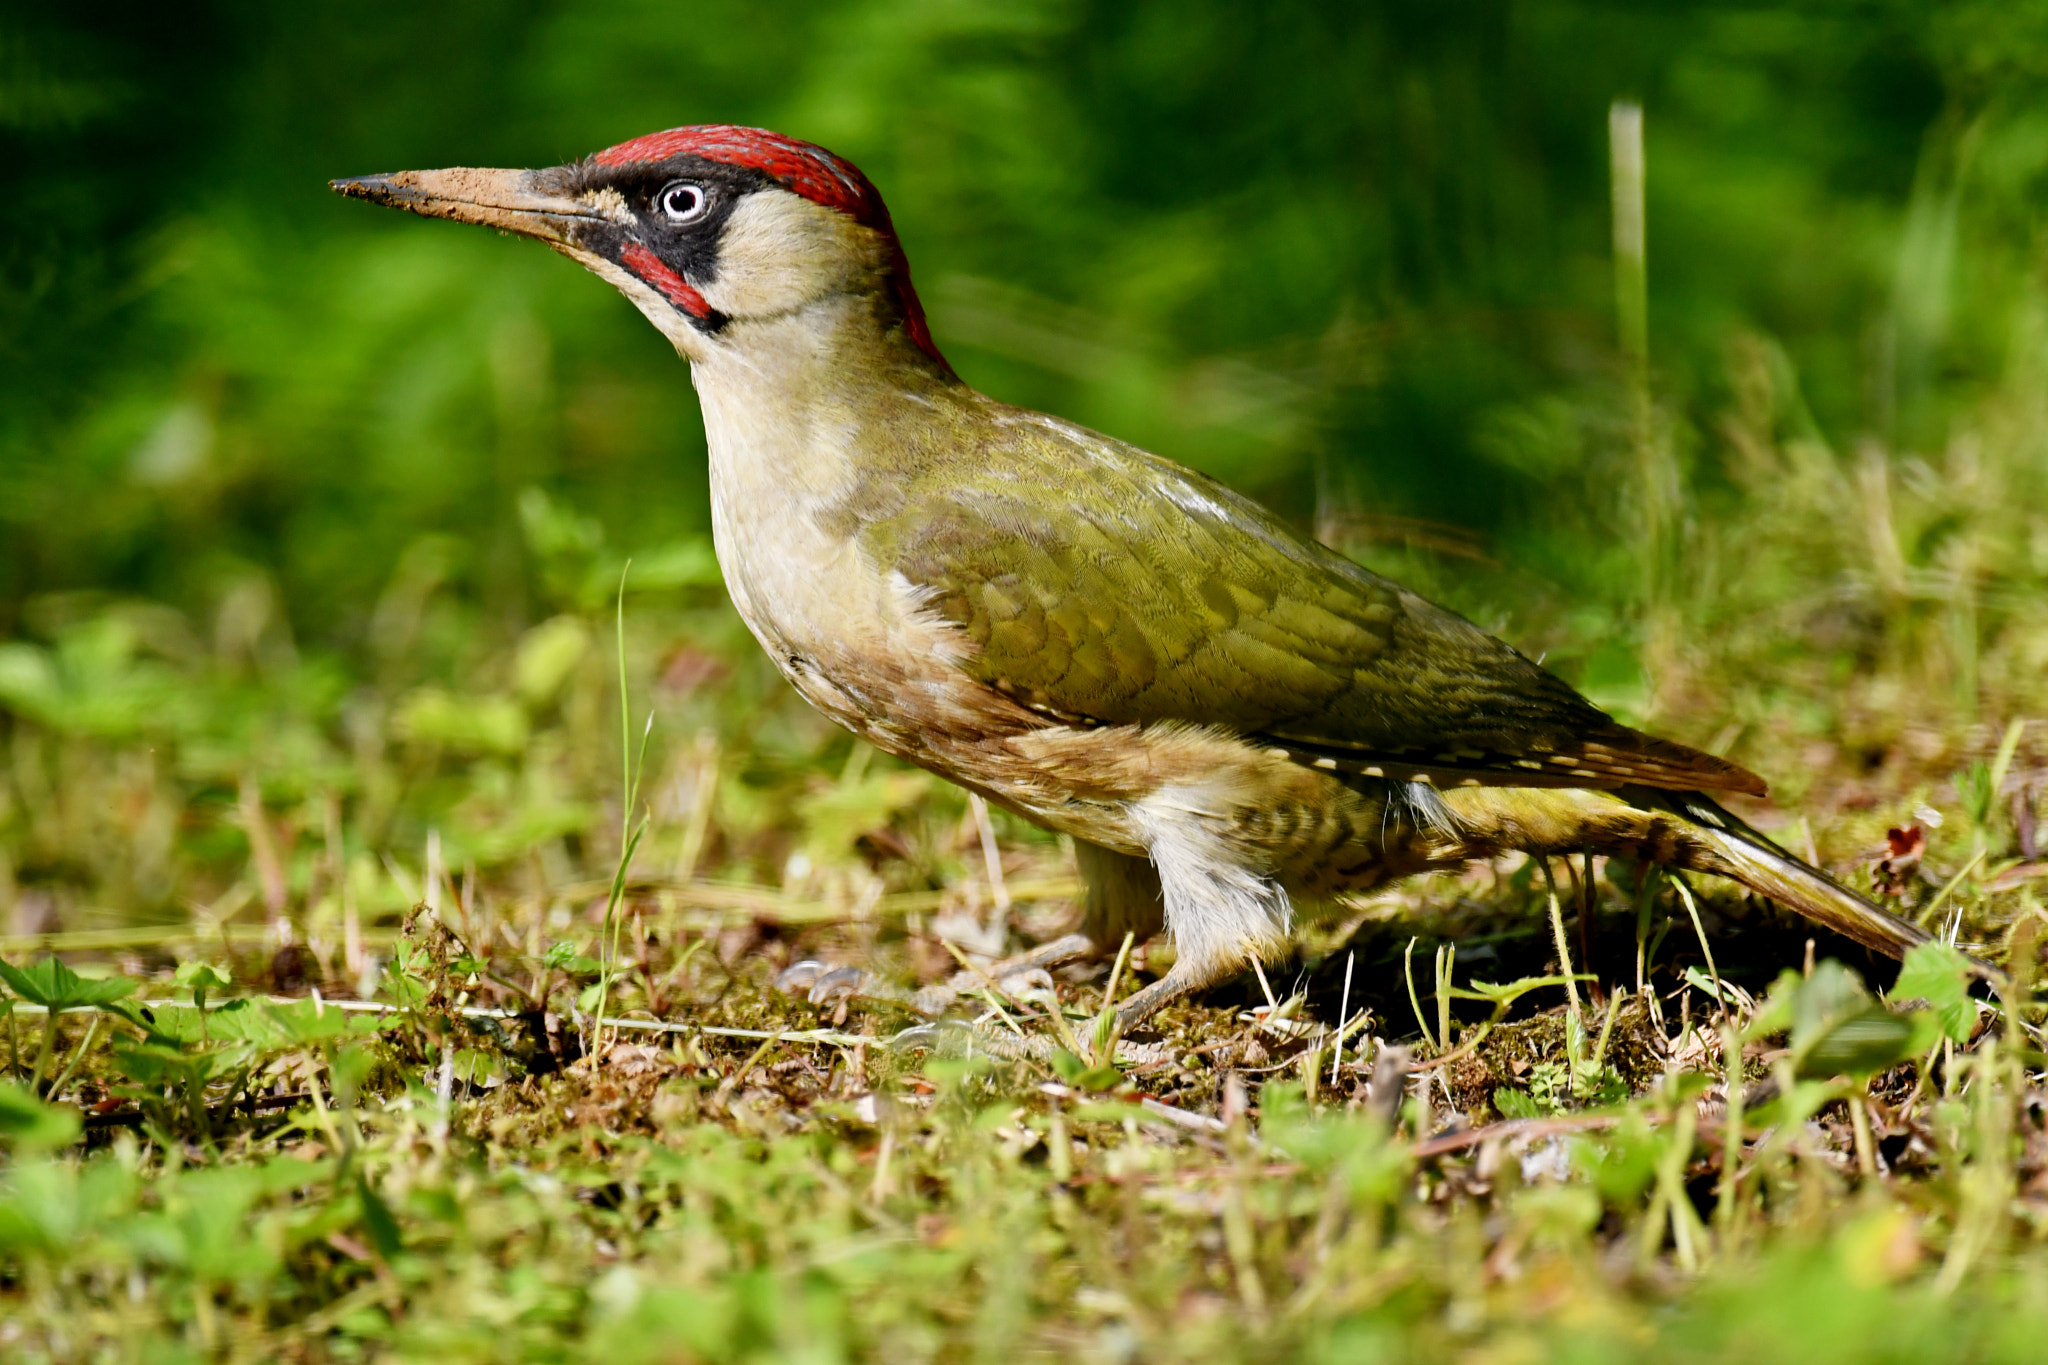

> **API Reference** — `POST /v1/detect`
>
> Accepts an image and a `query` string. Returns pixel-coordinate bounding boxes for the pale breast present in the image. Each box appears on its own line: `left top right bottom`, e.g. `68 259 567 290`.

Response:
700 381 976 758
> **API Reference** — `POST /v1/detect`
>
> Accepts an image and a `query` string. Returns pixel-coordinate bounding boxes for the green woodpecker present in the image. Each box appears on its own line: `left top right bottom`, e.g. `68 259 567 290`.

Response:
334 126 1930 1033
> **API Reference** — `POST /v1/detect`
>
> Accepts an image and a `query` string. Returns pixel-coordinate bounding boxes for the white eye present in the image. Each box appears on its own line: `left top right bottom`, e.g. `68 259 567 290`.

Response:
658 182 707 224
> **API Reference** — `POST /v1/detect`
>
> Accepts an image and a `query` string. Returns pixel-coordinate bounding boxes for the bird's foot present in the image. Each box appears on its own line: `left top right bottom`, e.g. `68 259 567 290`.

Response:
1109 965 1206 1038
940 931 1096 1009
777 931 1100 1024
884 1015 1176 1069
776 960 958 1019
886 1017 1062 1062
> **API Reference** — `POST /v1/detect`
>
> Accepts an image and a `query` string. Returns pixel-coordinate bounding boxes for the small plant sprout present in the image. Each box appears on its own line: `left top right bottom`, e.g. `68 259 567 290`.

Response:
173 961 231 1043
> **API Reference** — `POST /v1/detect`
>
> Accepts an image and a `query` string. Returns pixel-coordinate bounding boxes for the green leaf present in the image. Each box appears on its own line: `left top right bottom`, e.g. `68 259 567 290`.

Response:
576 973 630 1013
1090 1006 1118 1059
136 998 381 1051
1752 959 1925 1079
615 538 722 591
112 1040 254 1087
1056 1047 1122 1088
1751 959 1868 1045
542 940 601 977
1047 1046 1123 1093
0 957 138 1011
1958 759 1995 828
1572 1116 1663 1204
0 1082 81 1150
1744 968 1805 1040
1494 1087 1544 1119
173 961 232 995
356 1175 403 1262
1070 1100 1149 1124
1892 942 1977 1044
1793 1003 1919 1080
393 686 529 756
1681 964 1746 1006
513 615 593 707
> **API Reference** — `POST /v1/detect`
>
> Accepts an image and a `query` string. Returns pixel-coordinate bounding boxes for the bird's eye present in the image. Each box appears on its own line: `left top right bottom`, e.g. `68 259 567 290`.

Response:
658 182 708 224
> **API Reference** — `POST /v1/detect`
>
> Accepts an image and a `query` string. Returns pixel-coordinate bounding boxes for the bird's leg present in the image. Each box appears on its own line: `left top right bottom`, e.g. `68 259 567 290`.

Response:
1111 796 1294 1035
889 840 1249 1062
1111 964 1218 1033
1071 839 1166 949
947 932 1095 992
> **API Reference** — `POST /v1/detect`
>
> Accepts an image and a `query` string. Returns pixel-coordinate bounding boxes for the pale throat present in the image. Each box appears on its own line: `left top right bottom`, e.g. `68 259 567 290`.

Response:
688 289 929 673
692 293 886 511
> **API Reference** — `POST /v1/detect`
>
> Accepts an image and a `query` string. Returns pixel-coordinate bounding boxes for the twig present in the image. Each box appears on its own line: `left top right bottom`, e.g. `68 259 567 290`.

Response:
1140 1097 1228 1136
0 923 342 956
1413 1112 1630 1158
83 1089 315 1131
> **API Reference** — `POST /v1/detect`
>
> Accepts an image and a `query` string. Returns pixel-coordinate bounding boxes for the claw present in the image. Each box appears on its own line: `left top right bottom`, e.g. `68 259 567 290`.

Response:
776 960 833 994
779 960 958 1018
806 966 868 1007
888 1018 1058 1062
887 1020 972 1054
993 967 1059 1008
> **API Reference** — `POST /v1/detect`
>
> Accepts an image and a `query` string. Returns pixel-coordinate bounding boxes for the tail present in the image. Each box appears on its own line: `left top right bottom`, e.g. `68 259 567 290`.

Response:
1622 787 1932 961
1437 782 1992 972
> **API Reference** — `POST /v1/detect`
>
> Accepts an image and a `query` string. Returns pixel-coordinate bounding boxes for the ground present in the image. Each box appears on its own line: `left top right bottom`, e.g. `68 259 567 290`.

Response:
2 672 2046 1361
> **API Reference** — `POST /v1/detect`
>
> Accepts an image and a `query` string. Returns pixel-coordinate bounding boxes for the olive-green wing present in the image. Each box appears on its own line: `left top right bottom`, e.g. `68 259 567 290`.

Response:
858 411 1763 797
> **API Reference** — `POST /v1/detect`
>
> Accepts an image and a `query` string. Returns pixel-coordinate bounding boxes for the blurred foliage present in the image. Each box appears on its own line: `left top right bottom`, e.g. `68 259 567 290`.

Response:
6 0 2048 629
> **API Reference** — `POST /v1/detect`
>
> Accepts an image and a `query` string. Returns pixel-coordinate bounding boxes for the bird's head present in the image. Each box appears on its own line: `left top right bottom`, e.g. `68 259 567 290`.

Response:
332 126 948 374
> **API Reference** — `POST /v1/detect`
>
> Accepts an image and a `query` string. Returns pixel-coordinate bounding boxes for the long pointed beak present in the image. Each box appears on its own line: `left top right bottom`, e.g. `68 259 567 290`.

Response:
329 166 603 244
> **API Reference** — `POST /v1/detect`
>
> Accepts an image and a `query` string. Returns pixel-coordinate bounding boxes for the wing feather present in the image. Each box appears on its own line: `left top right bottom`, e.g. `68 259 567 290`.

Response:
851 404 1765 798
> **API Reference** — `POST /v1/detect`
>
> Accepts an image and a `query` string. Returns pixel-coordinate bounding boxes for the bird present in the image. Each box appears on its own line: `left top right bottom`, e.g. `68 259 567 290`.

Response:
333 125 1933 1040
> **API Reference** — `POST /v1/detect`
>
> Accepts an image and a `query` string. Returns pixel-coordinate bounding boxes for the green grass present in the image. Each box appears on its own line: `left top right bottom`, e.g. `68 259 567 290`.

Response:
0 838 2041 1364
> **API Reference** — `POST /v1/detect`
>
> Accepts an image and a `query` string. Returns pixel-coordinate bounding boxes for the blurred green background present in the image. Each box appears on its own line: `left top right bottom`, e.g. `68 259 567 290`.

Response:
4 1 2047 935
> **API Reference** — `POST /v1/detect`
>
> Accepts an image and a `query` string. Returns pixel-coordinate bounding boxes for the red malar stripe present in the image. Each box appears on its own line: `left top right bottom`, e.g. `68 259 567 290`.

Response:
620 241 712 319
